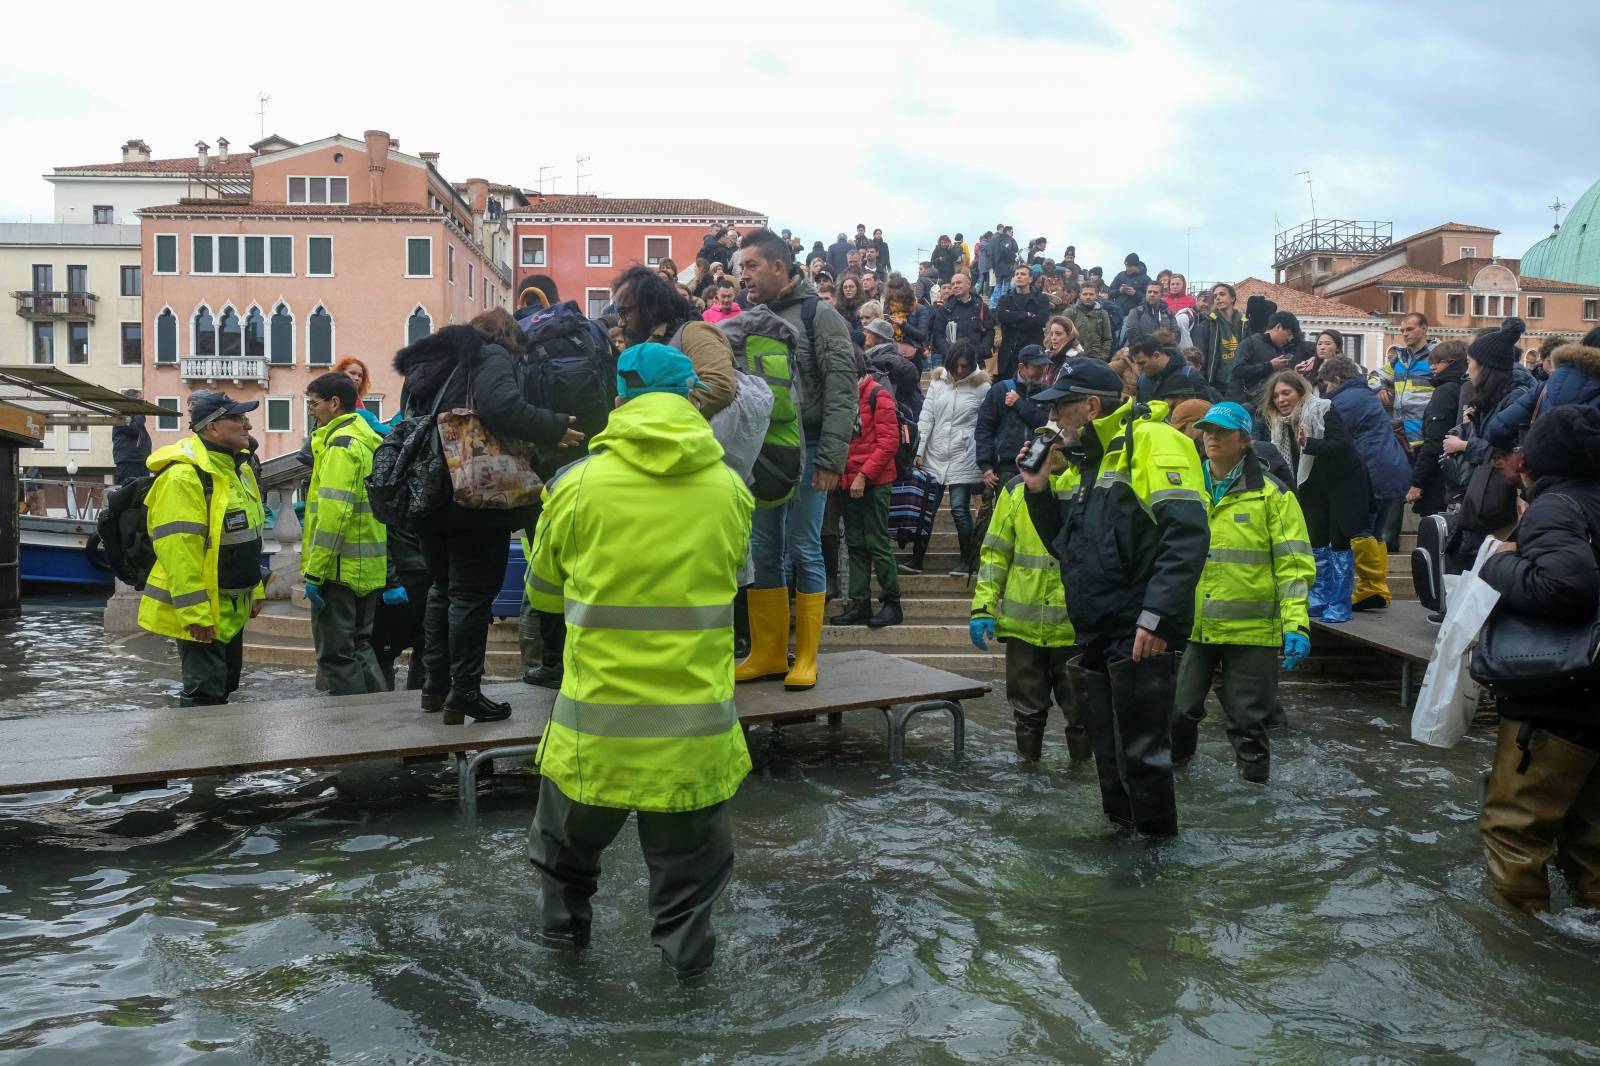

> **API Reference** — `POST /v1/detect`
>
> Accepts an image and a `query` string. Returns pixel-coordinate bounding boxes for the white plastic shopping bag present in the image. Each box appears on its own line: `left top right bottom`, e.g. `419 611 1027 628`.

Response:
1411 536 1503 747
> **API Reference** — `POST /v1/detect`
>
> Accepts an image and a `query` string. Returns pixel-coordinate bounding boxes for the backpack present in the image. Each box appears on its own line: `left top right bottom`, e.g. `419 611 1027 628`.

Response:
865 383 918 479
367 364 459 529
712 308 805 507
519 300 616 445
95 467 213 589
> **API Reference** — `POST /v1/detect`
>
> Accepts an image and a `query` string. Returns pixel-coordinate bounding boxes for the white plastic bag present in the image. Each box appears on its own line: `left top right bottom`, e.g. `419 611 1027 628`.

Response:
1411 536 1503 747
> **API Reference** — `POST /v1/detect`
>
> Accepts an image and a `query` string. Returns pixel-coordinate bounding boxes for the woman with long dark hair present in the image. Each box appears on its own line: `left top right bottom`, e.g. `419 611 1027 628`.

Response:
905 340 990 575
1442 319 1534 567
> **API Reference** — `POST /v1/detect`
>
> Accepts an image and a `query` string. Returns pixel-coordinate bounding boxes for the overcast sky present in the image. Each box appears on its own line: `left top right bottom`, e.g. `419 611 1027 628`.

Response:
4 0 1597 284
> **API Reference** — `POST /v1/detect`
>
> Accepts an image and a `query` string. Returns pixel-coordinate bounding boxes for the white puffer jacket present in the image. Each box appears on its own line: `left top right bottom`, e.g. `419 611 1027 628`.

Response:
916 367 991 485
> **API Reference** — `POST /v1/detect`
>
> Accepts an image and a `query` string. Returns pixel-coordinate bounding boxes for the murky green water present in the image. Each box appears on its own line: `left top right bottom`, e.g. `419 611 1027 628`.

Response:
1 604 1596 1064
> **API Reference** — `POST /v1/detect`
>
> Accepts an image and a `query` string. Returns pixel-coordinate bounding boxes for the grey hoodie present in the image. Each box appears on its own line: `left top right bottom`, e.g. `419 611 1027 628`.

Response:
759 271 858 474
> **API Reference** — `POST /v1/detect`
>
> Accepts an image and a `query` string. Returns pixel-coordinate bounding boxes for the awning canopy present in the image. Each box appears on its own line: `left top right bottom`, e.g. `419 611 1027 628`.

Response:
0 366 168 427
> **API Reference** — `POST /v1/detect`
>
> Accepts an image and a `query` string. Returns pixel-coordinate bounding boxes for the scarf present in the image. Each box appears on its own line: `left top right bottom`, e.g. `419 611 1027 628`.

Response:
1266 394 1329 486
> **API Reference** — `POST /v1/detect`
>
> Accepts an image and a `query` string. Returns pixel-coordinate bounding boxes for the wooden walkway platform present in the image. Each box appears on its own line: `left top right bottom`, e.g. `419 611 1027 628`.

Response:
0 651 989 812
1310 599 1438 706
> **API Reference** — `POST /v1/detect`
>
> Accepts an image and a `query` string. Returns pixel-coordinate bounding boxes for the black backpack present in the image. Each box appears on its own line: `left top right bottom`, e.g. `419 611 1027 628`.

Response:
95 468 212 589
519 300 616 446
366 365 459 529
865 382 919 479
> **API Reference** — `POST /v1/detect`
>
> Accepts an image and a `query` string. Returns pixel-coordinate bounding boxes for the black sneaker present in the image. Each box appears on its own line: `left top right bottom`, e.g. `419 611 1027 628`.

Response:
829 600 873 626
445 689 513 722
948 564 972 578
897 561 924 574
867 599 903 628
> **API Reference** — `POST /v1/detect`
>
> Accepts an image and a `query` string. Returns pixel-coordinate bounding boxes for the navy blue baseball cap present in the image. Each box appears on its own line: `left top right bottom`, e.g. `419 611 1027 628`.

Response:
1033 358 1125 403
189 390 258 428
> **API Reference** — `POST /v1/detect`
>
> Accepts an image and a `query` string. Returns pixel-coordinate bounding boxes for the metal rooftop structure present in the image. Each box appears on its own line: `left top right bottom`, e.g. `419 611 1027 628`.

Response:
1274 219 1393 271
0 367 167 426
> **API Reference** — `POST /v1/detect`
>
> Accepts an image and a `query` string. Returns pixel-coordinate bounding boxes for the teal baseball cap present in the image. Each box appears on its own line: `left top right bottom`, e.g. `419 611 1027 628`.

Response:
1194 401 1253 433
616 341 703 399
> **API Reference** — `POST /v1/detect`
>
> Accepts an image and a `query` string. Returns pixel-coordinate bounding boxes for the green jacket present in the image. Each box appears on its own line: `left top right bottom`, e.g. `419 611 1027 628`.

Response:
138 435 264 642
762 272 858 475
528 391 755 812
1192 451 1315 647
1064 301 1113 359
972 473 1078 646
303 412 387 594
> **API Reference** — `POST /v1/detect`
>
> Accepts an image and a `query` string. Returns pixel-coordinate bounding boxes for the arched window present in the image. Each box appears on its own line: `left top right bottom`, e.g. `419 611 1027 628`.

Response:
243 307 265 359
193 304 215 357
218 306 241 357
407 305 432 344
308 305 333 366
269 303 293 364
156 308 177 363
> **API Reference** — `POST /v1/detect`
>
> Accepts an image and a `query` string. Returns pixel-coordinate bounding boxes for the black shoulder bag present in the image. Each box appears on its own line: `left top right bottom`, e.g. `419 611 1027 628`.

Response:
1469 494 1600 707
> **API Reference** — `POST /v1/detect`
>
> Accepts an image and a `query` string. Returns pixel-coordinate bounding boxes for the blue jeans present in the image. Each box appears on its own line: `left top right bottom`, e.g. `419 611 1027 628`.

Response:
750 439 827 594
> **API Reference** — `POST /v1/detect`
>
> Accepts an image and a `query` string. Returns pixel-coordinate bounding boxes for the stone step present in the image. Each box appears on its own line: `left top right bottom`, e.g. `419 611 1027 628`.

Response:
822 622 968 648
889 552 966 572
892 573 978 595
899 597 971 620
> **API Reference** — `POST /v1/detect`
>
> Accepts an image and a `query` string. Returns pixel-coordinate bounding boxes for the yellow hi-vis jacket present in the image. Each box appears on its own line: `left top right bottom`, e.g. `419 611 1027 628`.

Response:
527 391 755 812
971 471 1078 646
137 435 264 642
1192 451 1315 647
303 412 387 595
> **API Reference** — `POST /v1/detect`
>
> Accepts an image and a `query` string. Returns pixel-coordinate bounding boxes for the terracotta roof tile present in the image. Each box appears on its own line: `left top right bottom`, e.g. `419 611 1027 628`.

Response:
1233 277 1377 319
55 154 257 176
1391 221 1500 246
1518 275 1600 294
509 195 764 218
1367 266 1462 286
137 201 441 218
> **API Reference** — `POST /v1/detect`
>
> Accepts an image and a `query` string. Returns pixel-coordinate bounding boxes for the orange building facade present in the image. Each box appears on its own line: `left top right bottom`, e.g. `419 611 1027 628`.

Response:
137 131 512 458
509 196 765 315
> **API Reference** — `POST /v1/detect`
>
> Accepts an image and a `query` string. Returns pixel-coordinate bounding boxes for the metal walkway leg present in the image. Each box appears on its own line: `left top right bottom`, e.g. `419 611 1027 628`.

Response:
883 700 966 763
457 744 539 816
1399 660 1413 709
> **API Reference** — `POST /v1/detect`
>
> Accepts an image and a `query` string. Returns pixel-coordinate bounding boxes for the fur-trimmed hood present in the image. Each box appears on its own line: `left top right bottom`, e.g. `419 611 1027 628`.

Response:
1552 342 1600 375
930 366 989 388
393 324 490 404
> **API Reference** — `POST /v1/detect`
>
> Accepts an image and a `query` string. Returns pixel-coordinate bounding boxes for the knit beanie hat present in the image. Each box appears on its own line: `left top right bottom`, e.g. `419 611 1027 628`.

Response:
1582 325 1600 349
1520 403 1600 481
1467 317 1526 372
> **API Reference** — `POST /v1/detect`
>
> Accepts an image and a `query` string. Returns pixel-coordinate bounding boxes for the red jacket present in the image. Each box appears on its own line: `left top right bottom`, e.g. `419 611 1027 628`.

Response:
845 377 901 486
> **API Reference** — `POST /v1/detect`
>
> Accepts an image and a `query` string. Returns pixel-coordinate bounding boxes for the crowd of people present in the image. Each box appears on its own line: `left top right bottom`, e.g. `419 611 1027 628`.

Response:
129 219 1600 976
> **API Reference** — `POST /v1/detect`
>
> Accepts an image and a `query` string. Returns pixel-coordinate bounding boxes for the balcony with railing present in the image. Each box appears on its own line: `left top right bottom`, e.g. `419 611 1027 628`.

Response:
180 356 269 384
13 291 98 321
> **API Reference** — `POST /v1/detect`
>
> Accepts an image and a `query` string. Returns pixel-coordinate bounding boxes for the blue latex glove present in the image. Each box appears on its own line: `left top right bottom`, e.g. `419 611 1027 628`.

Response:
292 500 306 521
969 616 996 650
382 586 409 606
303 581 325 611
1282 631 1310 671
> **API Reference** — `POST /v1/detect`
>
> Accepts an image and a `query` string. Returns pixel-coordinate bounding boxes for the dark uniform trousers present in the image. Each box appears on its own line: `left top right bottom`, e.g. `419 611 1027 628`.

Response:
1172 642 1280 781
1071 634 1180 837
178 625 245 706
311 581 385 696
527 776 735 977
1006 640 1089 757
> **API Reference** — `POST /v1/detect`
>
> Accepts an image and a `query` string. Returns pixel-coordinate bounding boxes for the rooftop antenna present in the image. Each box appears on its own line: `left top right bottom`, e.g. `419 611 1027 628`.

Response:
1550 196 1568 228
574 155 592 195
257 91 270 138
1294 170 1317 219
536 165 556 195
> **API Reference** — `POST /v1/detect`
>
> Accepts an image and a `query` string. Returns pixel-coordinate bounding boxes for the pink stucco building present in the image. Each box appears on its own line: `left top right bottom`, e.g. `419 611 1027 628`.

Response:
137 130 515 458
509 196 765 315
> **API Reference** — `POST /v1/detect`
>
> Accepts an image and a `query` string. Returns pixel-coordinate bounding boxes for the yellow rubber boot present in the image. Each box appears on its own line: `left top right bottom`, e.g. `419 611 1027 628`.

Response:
784 590 826 691
1351 535 1391 611
735 587 790 683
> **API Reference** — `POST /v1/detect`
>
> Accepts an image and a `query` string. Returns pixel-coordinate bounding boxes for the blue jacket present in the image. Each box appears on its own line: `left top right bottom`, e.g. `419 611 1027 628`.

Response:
1486 340 1600 450
1329 377 1411 499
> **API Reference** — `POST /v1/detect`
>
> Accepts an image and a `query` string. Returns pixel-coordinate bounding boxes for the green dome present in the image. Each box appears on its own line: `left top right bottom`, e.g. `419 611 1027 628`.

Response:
1523 176 1600 285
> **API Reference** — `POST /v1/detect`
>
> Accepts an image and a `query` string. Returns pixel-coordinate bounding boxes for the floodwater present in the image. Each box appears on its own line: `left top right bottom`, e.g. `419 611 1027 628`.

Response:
1 603 1596 1065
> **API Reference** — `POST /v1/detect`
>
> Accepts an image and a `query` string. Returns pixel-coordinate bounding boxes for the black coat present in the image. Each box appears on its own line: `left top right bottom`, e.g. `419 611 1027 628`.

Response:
1479 476 1600 739
393 324 570 531
930 297 992 363
867 344 923 422
1138 358 1216 404
1233 331 1313 403
111 415 151 466
974 379 1048 474
994 289 1050 379
1410 357 1466 515
1268 403 1370 550
929 244 961 283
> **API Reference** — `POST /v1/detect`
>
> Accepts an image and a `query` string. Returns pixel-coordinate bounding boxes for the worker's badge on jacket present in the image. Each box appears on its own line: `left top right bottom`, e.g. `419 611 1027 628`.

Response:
1166 471 1183 485
224 510 248 532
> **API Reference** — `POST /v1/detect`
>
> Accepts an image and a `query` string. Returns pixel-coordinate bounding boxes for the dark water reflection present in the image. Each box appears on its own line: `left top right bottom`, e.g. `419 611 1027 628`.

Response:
1 607 1597 1064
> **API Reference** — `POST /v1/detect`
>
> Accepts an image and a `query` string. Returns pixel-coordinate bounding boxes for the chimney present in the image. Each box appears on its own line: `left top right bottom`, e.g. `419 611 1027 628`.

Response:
195 140 210 169
363 129 390 204
420 151 440 167
466 178 489 216
216 137 230 162
121 138 151 164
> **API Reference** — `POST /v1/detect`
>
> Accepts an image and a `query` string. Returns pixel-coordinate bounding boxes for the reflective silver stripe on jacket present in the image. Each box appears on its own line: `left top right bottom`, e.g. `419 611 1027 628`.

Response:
219 585 258 597
976 563 1006 584
1150 487 1206 507
1201 598 1278 620
1273 540 1314 558
339 541 385 559
1278 579 1309 600
999 600 1072 626
1012 550 1057 570
552 694 738 738
527 572 562 597
143 583 209 609
151 521 207 541
318 487 371 513
219 527 261 546
564 599 732 632
982 533 1013 554
1208 548 1272 566
312 530 345 552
